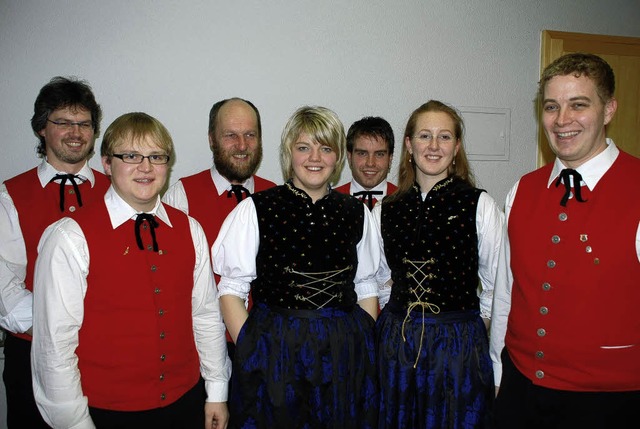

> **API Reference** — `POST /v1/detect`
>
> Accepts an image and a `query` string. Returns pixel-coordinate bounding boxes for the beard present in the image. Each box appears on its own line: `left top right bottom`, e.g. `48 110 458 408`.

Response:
212 142 263 182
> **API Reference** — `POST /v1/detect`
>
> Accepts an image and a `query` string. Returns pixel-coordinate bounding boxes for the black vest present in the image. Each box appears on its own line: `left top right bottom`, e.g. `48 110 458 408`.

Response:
381 177 483 312
250 182 365 309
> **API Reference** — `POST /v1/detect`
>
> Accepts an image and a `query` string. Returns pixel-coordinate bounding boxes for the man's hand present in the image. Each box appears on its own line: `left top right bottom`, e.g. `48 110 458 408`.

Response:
205 401 228 429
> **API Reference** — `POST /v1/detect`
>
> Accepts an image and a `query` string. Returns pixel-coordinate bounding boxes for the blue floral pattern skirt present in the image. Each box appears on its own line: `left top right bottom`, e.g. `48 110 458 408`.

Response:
376 306 493 428
229 303 378 429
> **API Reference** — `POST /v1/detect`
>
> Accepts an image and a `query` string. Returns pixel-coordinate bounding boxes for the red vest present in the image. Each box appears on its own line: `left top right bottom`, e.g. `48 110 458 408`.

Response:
181 170 275 341
507 151 640 391
4 167 110 340
181 170 276 248
74 201 200 410
334 181 397 209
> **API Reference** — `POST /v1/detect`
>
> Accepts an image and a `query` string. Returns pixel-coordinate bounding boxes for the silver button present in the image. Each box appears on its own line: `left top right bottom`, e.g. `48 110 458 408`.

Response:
154 288 161 294
160 393 166 400
69 206 76 212
160 331 165 339
547 260 556 268
585 246 592 253
551 235 560 244
559 213 567 221
158 309 164 316
147 244 153 251
580 234 588 242
542 282 551 291
143 223 148 230
540 306 549 315
537 328 546 337
159 373 165 381
151 265 157 272
535 370 545 379
536 351 544 359
160 354 166 361
68 189 75 195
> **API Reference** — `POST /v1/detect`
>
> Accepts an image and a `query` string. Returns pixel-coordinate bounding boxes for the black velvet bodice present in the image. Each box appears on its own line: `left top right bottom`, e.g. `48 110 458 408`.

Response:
250 182 365 309
381 177 483 312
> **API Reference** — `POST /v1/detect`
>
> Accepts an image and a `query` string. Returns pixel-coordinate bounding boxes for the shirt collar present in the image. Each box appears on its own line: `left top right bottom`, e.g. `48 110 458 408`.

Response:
547 138 619 190
104 186 172 229
210 166 255 196
349 179 388 196
37 160 95 188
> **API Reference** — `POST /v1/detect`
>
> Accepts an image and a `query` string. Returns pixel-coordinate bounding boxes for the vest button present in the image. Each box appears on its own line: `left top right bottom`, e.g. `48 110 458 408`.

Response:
147 244 153 251
542 282 551 291
69 206 76 212
536 351 544 359
539 306 549 315
151 265 157 272
160 393 166 400
160 331 165 339
159 373 165 381
547 260 556 268
68 189 75 195
551 235 560 244
594 258 600 265
158 309 164 316
537 328 546 337
585 246 592 253
559 213 567 221
160 354 166 361
535 370 545 379
154 288 161 294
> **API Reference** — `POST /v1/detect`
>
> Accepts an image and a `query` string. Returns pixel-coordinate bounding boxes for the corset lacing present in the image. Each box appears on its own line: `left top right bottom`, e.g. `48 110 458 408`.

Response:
400 257 441 368
285 265 351 309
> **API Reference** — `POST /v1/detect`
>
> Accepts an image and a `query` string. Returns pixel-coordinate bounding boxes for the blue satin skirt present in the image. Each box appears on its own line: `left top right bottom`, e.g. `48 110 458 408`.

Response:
229 303 378 429
377 305 493 428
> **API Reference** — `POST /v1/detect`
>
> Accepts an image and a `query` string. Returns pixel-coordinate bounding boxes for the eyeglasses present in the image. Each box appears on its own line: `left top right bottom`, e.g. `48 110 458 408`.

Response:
412 132 456 144
47 119 94 131
112 153 171 165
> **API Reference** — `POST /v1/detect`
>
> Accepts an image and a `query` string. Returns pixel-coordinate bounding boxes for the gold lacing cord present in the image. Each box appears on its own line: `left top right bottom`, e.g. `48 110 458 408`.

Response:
401 300 441 368
285 265 351 309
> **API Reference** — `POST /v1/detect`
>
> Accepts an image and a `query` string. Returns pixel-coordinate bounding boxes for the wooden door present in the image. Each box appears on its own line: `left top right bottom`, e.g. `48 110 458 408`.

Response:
538 31 640 166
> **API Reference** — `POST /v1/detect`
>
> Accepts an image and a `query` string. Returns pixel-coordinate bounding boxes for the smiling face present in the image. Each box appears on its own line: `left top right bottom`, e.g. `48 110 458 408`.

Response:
210 99 262 183
39 106 95 173
405 111 459 191
542 74 617 168
347 135 392 190
291 132 337 201
103 135 169 212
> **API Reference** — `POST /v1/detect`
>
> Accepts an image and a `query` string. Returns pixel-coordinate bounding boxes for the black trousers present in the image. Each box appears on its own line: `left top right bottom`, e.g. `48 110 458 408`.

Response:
89 378 206 429
2 334 51 428
494 348 640 429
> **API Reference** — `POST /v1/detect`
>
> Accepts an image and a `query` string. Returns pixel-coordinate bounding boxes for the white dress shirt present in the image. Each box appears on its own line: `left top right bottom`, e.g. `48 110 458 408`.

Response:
372 189 504 319
489 140 640 386
162 166 257 214
0 160 97 333
212 194 381 303
31 186 231 429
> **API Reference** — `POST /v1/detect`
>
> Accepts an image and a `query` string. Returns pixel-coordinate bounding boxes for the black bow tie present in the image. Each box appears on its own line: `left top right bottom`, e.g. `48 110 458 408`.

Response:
48 174 84 212
352 190 383 210
134 213 160 252
555 169 587 207
227 185 251 203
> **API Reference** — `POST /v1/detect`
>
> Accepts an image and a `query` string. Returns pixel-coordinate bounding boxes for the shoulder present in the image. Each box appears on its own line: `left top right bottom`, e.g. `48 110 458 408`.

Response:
253 175 277 190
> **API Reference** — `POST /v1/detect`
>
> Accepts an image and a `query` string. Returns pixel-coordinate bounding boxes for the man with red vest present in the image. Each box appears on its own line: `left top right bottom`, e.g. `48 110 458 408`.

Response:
490 53 640 428
31 112 230 428
163 98 275 359
0 77 109 428
334 116 397 210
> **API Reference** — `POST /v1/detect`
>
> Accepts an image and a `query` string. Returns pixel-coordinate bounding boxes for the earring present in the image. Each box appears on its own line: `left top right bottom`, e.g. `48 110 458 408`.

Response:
453 158 456 166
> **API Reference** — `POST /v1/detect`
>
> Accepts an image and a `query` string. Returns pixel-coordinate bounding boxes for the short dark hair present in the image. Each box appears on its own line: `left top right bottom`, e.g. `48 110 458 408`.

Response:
346 116 394 154
539 52 615 103
31 76 102 157
208 97 262 138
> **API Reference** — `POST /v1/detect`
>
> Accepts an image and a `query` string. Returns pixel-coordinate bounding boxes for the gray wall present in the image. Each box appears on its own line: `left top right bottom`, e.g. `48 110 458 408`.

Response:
1 0 639 426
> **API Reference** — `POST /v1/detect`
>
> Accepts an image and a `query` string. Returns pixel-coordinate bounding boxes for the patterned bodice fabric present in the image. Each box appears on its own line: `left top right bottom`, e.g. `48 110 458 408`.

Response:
250 182 364 310
381 177 483 312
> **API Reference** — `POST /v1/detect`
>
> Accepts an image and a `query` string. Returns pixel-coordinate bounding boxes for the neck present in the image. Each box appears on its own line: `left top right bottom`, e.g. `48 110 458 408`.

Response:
47 159 86 175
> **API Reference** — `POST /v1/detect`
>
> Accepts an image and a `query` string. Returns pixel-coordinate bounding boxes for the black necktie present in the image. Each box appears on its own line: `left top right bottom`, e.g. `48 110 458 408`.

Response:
352 190 383 210
134 213 160 252
227 185 250 203
555 169 587 207
49 174 83 212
